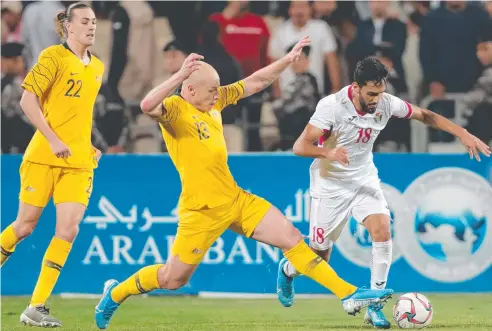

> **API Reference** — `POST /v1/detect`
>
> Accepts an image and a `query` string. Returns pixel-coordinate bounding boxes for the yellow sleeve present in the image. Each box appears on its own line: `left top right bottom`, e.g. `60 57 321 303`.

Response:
21 48 59 98
215 80 245 111
160 95 182 123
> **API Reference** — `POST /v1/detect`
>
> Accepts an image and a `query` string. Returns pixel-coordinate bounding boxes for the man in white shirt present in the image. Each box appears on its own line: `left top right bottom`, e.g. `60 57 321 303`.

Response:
269 0 340 97
277 57 491 328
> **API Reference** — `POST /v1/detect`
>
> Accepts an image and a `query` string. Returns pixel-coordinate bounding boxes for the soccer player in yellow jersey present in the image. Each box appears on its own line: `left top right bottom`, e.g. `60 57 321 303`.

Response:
95 37 393 329
0 3 103 328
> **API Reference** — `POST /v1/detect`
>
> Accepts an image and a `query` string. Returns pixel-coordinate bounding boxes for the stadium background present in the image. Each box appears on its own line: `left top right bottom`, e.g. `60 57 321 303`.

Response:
2 0 492 299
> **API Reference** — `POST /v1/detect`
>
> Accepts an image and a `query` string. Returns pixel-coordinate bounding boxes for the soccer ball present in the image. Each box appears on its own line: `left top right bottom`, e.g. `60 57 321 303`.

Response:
393 293 433 329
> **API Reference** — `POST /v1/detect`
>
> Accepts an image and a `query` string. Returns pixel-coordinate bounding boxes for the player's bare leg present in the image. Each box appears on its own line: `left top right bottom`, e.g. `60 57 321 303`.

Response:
1 202 42 266
362 214 392 329
95 255 198 329
252 206 393 315
21 202 86 328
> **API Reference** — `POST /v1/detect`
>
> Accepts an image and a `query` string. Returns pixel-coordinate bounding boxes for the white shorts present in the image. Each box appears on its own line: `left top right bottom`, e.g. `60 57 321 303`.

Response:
309 184 390 251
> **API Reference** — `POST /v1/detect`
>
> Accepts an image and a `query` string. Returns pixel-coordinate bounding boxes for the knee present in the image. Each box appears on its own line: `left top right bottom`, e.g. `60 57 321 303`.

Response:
12 218 38 239
370 221 391 242
281 227 304 251
55 224 79 243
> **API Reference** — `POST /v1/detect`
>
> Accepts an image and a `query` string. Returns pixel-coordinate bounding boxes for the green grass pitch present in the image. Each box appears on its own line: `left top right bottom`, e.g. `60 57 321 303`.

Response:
2 294 492 330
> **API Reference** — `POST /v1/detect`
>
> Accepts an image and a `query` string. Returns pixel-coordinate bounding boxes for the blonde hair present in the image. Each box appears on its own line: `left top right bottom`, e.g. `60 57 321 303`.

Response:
54 2 92 40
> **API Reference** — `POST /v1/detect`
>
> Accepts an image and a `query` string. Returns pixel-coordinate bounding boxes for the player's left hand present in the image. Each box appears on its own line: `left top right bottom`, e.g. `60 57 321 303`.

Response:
459 130 491 161
94 147 102 162
286 36 311 63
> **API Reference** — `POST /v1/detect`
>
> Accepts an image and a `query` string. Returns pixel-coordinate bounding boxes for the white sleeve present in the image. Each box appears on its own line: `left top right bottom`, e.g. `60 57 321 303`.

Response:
268 28 284 59
309 99 336 131
319 21 337 54
387 94 413 119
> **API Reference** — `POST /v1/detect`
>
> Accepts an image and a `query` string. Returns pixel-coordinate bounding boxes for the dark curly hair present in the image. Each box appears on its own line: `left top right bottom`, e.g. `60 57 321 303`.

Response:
353 57 389 87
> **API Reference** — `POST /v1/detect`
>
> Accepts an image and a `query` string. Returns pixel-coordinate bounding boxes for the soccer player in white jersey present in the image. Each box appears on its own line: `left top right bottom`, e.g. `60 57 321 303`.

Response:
276 57 491 329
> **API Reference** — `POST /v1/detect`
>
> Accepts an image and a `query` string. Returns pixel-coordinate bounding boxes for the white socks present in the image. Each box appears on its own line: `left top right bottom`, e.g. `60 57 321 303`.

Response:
283 260 301 278
370 240 392 289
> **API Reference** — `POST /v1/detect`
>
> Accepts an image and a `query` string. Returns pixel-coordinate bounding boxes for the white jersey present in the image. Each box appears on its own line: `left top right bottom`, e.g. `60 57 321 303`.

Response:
309 85 412 197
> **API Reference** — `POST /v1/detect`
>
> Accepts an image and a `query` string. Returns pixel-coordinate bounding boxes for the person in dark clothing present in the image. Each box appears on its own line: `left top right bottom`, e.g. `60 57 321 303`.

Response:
92 83 130 154
1 42 34 153
271 44 320 151
346 0 407 94
420 1 490 99
163 40 190 76
107 3 129 102
199 21 243 125
462 23 492 146
107 1 156 102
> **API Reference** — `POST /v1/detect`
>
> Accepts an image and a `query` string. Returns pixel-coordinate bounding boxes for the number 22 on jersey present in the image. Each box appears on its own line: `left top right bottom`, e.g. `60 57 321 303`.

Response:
65 79 82 98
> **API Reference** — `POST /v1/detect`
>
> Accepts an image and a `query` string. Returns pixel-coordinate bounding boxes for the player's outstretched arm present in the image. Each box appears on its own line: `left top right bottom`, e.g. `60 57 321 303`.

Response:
293 124 349 166
242 36 311 98
140 53 203 119
20 90 71 158
410 105 491 161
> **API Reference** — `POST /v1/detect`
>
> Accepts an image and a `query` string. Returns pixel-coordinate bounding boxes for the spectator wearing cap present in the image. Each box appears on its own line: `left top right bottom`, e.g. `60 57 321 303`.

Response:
346 0 408 95
271 43 320 151
1 42 34 153
163 40 189 76
462 24 492 147
199 21 244 152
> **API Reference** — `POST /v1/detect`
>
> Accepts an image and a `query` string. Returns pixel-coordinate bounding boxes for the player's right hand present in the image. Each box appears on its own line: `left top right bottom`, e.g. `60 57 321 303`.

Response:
178 53 204 79
324 147 349 166
50 139 72 158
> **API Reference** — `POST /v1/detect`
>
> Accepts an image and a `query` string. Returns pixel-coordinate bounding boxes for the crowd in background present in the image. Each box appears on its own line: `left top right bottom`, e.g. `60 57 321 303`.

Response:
2 0 492 154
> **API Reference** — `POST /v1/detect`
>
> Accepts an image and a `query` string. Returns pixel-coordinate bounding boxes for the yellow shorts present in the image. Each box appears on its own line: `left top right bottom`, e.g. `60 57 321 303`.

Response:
19 160 94 208
171 189 271 265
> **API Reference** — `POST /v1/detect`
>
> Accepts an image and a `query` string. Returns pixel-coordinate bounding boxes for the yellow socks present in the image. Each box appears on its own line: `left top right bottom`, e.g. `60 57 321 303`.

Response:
111 264 163 303
0 224 20 266
284 241 357 299
30 237 72 306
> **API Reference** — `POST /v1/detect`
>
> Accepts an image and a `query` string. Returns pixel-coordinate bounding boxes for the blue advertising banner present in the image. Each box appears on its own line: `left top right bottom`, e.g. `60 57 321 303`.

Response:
2 154 492 296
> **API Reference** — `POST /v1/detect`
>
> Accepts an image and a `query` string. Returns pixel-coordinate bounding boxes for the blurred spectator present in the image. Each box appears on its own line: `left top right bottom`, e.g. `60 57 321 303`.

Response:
1 7 22 43
92 83 131 154
346 0 407 95
107 0 157 103
210 1 270 151
419 1 489 99
407 1 431 34
312 0 359 43
199 21 244 152
1 42 34 153
486 1 492 17
462 24 492 146
165 1 200 52
269 0 340 97
312 0 359 88
271 44 320 151
21 0 64 70
163 40 189 76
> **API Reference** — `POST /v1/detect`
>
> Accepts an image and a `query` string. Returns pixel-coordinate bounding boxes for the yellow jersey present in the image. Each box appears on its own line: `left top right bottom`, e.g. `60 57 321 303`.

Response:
21 43 104 169
159 81 245 209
